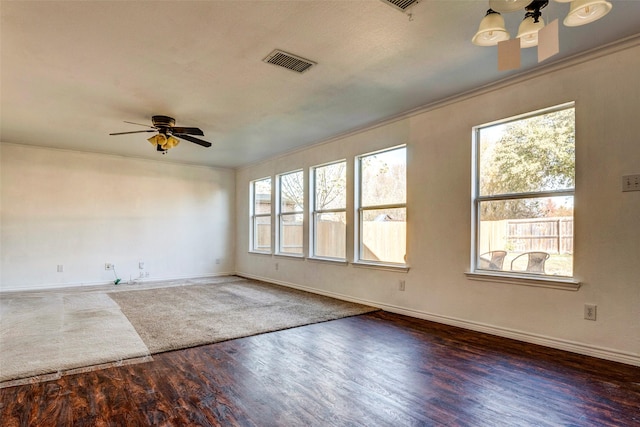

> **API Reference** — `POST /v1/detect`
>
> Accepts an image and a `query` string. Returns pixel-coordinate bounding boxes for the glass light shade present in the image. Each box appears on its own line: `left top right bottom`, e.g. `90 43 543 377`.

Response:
564 0 612 26
148 133 166 146
489 0 531 13
162 135 180 150
517 16 545 48
147 133 179 150
472 11 510 46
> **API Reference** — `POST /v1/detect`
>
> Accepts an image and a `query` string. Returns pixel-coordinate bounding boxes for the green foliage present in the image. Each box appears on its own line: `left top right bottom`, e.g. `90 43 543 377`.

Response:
480 108 575 220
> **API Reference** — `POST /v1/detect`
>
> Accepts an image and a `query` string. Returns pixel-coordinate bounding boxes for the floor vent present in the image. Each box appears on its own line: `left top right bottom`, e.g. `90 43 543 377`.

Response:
380 0 420 12
263 50 316 74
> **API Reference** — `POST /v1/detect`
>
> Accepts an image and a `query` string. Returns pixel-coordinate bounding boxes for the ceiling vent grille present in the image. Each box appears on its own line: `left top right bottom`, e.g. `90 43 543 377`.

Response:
380 0 420 12
263 50 316 74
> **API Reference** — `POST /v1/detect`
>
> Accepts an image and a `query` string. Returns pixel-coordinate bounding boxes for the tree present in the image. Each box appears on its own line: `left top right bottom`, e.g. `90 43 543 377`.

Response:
279 148 406 220
279 163 347 213
315 162 346 211
360 148 406 221
279 171 304 211
480 108 575 221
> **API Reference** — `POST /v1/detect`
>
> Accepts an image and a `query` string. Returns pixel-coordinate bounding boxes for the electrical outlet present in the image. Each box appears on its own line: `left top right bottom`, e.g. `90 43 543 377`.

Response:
399 280 406 291
584 304 597 321
105 263 114 271
275 262 279 271
215 258 221 265
622 174 640 192
139 261 145 269
57 264 63 273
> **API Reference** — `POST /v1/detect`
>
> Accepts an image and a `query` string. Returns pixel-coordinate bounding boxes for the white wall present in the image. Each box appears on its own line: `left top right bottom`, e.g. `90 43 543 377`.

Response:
1 144 235 291
236 40 640 365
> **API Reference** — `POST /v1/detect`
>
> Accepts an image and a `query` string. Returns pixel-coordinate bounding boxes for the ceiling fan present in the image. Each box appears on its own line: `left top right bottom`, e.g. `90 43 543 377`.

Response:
109 115 212 153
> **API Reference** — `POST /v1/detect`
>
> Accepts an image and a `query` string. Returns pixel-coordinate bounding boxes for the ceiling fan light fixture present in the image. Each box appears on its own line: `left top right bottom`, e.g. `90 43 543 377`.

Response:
517 13 545 48
112 115 211 151
472 9 511 46
147 133 180 151
564 0 612 26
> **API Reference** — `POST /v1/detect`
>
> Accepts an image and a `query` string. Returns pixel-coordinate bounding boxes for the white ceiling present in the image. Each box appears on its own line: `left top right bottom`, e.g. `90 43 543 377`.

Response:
2 1 639 169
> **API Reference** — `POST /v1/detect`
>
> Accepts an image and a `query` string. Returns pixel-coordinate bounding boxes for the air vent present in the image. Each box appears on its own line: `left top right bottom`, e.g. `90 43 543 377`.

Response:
380 0 420 12
263 50 316 74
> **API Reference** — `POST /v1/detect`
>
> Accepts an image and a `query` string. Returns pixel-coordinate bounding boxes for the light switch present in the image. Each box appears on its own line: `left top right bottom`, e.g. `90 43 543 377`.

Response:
622 174 640 192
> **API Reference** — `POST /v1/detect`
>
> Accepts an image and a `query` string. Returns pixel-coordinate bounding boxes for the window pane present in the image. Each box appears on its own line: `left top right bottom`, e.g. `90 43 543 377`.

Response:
253 178 271 214
280 171 303 213
478 196 573 277
479 108 575 196
279 213 303 254
361 207 406 263
361 147 406 207
253 216 271 252
314 212 346 259
314 162 346 210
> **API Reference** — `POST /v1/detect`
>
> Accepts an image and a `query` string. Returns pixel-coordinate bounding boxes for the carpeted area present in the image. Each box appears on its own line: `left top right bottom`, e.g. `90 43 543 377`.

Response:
0 276 377 387
0 292 150 386
108 278 378 353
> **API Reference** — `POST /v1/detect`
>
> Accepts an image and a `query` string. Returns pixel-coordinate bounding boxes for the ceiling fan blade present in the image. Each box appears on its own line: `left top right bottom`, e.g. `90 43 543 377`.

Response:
124 120 156 129
174 133 212 147
171 127 204 136
109 130 156 135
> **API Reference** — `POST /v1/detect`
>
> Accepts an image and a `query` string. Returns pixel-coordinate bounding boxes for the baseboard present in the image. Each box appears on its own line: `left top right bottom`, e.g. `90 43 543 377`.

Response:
237 272 640 367
0 272 235 293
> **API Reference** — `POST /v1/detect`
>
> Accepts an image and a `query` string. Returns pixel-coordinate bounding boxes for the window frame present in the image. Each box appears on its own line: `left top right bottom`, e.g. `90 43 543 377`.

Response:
249 177 273 254
310 160 347 262
469 102 580 290
355 145 407 268
276 169 305 257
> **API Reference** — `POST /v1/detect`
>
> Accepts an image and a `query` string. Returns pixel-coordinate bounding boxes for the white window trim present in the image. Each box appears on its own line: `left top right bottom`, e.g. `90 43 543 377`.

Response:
352 260 410 272
249 177 273 254
470 102 578 288
310 160 347 261
355 145 407 267
465 271 580 291
276 170 305 256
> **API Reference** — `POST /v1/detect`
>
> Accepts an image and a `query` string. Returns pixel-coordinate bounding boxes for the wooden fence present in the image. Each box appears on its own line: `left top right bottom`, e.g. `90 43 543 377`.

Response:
257 220 405 262
480 217 573 254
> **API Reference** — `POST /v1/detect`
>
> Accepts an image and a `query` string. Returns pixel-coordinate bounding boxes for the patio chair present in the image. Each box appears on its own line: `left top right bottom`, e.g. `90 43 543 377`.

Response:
510 251 550 273
479 250 507 270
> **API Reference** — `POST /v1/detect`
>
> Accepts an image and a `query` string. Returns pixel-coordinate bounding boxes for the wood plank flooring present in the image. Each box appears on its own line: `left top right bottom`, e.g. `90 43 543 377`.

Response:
1 311 639 426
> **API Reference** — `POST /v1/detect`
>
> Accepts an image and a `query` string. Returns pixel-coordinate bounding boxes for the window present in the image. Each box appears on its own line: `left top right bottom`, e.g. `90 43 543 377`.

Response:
311 161 347 260
250 177 272 253
357 146 407 265
473 103 575 278
277 170 304 255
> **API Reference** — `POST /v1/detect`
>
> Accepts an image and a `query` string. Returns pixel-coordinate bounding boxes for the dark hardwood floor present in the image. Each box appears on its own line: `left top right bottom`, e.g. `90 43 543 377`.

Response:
1 311 639 426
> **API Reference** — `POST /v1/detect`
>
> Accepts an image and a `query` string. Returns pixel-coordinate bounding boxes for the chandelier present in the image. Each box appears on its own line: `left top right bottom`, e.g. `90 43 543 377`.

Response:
472 0 613 69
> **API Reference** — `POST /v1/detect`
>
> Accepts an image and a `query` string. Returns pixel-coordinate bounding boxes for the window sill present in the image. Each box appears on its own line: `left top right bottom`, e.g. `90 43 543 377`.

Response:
352 261 409 273
248 251 272 256
274 253 305 260
307 257 349 266
465 271 580 291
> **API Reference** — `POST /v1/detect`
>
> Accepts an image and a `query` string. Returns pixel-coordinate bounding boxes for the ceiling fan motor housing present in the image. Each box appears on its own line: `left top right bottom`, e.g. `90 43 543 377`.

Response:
151 115 176 129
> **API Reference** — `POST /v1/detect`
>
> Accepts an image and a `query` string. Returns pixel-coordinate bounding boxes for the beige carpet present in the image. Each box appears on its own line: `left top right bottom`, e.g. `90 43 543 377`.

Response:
1 276 377 386
108 278 378 353
0 291 150 386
